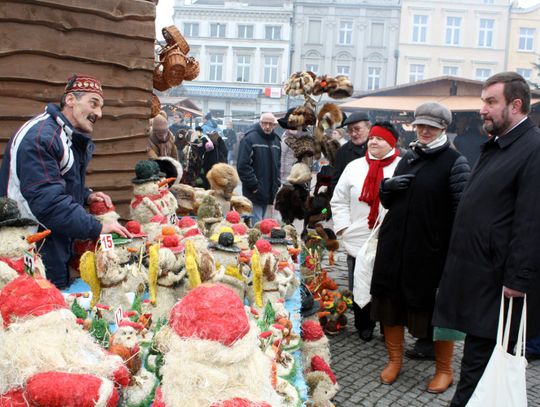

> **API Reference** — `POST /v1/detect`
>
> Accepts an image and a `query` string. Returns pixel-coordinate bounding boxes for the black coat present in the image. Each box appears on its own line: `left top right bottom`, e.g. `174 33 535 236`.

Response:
331 141 367 192
236 124 281 205
201 134 228 189
433 119 540 340
370 142 470 311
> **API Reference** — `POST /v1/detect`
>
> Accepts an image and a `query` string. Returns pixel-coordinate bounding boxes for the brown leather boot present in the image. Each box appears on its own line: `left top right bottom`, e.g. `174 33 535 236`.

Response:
380 325 405 384
427 340 454 393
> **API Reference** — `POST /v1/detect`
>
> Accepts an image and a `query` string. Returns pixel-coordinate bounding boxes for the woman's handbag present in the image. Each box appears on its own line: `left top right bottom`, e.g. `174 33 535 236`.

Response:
352 209 386 309
466 291 528 407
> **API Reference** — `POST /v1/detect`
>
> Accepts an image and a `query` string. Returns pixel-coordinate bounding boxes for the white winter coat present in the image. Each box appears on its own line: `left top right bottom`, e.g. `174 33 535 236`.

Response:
331 151 400 257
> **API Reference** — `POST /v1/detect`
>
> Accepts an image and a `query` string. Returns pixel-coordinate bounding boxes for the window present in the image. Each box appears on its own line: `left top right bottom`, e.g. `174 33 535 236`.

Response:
238 24 253 39
306 64 319 75
236 55 251 82
475 68 492 81
265 26 281 40
209 53 224 81
445 17 461 46
210 23 226 38
339 21 353 45
517 68 532 81
478 19 494 48
370 23 384 47
519 28 535 51
308 20 322 44
412 15 428 43
409 64 425 82
337 65 350 77
367 67 381 90
264 56 279 83
443 66 458 76
184 23 199 37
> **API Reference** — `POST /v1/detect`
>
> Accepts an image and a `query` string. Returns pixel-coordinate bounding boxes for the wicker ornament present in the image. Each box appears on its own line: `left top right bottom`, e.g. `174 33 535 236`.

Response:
162 26 190 54
163 48 185 87
151 94 161 118
184 57 200 81
153 65 171 92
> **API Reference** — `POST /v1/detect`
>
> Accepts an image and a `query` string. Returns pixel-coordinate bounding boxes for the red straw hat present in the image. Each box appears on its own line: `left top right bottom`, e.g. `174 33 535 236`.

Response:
259 219 280 235
255 239 272 254
89 201 115 216
178 216 197 228
301 320 324 341
225 211 241 224
125 220 147 238
311 355 337 384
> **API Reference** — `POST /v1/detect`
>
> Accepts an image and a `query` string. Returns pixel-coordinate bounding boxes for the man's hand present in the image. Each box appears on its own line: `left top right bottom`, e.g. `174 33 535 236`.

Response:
503 286 525 298
87 191 113 208
382 174 415 192
101 221 133 238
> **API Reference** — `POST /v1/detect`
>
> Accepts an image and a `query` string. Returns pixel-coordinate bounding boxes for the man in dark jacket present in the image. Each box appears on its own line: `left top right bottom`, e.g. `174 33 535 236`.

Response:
331 112 371 191
237 113 281 223
0 74 130 289
223 122 237 164
433 72 540 406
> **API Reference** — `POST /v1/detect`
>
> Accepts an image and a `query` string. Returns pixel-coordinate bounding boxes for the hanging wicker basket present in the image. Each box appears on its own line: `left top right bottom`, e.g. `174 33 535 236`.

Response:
183 57 200 81
151 93 161 118
162 26 190 54
153 65 171 92
163 48 186 87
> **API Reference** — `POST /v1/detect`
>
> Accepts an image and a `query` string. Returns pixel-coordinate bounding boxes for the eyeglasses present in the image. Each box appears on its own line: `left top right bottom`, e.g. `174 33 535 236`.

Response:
348 124 368 134
260 121 276 126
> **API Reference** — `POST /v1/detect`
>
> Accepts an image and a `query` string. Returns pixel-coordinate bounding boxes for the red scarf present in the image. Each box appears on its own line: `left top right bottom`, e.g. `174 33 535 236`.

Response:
0 257 25 274
359 149 400 229
130 189 168 209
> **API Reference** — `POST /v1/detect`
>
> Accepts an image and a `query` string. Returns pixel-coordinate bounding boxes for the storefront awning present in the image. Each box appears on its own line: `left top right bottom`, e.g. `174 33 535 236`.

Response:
181 85 261 100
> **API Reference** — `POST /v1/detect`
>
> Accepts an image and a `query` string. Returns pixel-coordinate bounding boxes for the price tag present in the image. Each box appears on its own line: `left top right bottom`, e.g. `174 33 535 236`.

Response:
169 213 178 225
99 234 114 251
114 306 123 327
23 250 35 276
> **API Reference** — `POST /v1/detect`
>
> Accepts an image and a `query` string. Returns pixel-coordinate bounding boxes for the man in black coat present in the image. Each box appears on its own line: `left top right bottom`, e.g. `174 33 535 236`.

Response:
433 72 540 406
237 113 281 223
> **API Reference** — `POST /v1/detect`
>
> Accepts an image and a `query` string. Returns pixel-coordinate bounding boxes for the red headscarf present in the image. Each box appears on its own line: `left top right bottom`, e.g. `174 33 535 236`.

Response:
359 126 399 229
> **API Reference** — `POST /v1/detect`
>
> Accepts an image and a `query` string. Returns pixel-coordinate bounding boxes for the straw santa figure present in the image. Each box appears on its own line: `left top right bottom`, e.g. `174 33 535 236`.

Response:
301 320 331 370
153 284 281 407
0 275 129 406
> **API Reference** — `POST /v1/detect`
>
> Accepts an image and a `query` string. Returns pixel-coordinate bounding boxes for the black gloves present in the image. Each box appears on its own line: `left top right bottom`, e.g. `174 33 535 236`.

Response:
382 174 415 191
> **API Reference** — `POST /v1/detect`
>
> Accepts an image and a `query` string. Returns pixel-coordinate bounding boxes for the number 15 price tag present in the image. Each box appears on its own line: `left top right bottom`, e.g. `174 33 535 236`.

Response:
100 234 114 252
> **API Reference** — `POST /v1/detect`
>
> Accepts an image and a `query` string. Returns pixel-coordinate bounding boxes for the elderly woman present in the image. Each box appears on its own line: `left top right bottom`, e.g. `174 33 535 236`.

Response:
370 102 470 393
331 122 401 341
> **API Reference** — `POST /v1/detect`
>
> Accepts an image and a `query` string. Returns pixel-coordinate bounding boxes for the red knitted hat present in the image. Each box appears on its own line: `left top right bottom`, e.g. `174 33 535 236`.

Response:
118 320 145 331
225 211 241 224
231 223 247 235
311 355 337 384
259 219 280 235
0 275 67 328
162 235 184 253
169 284 250 346
178 216 197 228
255 239 272 254
89 201 115 216
125 220 147 238
183 228 201 238
368 125 397 149
211 398 272 407
64 74 104 98
301 320 324 341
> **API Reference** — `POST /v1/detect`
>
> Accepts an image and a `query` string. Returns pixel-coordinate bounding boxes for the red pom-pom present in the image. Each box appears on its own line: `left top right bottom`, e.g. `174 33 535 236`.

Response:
125 220 145 236
0 388 27 406
259 219 280 235
231 223 247 235
311 355 337 384
112 364 130 388
169 284 250 346
162 235 179 248
183 228 201 238
255 239 272 254
301 320 324 341
89 201 114 216
225 211 241 224
178 216 196 228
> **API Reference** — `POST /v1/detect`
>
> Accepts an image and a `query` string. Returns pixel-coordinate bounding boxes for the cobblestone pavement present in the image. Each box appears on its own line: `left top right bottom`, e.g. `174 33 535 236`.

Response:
323 250 540 407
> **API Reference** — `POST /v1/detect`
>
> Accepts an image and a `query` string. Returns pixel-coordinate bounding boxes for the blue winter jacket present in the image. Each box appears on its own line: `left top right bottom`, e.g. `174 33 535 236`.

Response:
0 103 102 288
236 123 281 205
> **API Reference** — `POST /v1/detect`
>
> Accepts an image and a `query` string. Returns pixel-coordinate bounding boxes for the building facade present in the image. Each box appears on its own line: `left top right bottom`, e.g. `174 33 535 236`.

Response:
170 0 293 127
396 0 511 84
291 0 401 93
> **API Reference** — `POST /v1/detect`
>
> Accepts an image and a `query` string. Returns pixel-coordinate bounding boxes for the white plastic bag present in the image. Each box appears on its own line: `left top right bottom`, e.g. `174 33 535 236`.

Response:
352 210 385 309
466 291 528 407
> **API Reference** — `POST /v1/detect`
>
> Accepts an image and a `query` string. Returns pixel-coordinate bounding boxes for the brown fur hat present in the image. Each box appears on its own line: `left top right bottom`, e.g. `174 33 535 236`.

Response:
275 185 308 225
206 163 240 199
288 106 316 128
328 75 354 99
317 103 344 130
320 138 341 168
230 195 253 215
283 71 316 96
170 183 195 215
287 163 312 185
312 75 339 96
285 134 316 161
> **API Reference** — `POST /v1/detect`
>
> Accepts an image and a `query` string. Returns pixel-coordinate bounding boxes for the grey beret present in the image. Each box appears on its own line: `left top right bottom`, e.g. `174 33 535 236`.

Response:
411 102 452 129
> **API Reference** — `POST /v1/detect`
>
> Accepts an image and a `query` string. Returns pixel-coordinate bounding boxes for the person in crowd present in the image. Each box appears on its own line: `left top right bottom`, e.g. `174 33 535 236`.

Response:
237 113 281 223
147 114 178 160
223 121 238 165
331 112 371 191
370 102 470 393
331 122 401 342
331 128 347 146
452 117 488 167
201 130 228 189
433 72 540 406
0 74 131 289
169 113 190 137
201 112 222 136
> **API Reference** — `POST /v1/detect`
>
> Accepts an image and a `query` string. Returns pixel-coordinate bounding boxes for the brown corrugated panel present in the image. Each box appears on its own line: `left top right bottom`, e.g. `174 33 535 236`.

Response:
0 0 156 218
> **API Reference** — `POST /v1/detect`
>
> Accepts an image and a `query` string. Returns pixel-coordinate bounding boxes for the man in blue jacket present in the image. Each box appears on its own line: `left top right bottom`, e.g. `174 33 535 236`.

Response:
0 74 131 289
237 112 281 223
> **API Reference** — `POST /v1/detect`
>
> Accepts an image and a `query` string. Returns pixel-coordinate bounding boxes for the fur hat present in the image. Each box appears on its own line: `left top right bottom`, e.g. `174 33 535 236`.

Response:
317 103 344 131
285 135 316 161
283 71 316 96
229 196 253 215
170 183 196 213
0 197 38 228
277 108 302 131
328 75 354 99
206 164 240 199
287 106 316 129
312 75 339 96
0 275 67 328
275 185 308 225
169 284 250 346
320 138 341 168
287 163 312 185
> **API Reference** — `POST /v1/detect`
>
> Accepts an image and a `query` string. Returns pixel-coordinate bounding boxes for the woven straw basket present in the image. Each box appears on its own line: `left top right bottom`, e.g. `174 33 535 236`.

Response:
183 57 200 81
151 94 161 118
163 48 186 86
162 26 190 54
153 65 171 92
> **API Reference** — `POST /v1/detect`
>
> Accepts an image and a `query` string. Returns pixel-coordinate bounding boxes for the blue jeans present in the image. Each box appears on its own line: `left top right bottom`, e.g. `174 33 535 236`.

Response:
251 203 267 224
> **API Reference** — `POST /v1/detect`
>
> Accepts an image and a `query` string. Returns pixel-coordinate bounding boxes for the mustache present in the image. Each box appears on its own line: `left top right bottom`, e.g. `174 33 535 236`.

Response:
87 114 98 124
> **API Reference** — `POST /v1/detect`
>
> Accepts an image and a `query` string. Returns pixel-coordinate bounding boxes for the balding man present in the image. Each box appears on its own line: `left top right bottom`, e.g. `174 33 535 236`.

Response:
147 114 178 160
237 112 281 223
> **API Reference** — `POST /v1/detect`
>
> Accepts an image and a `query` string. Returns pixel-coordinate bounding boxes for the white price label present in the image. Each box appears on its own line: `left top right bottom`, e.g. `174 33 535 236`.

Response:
169 213 178 225
114 306 123 327
99 234 114 251
23 251 35 275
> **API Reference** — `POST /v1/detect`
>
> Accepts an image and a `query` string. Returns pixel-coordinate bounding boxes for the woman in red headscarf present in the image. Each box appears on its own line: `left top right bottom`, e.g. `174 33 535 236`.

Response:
331 122 400 341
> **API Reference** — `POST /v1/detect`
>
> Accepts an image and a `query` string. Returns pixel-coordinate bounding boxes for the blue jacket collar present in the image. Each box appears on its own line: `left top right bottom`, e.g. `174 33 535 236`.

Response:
46 103 93 146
